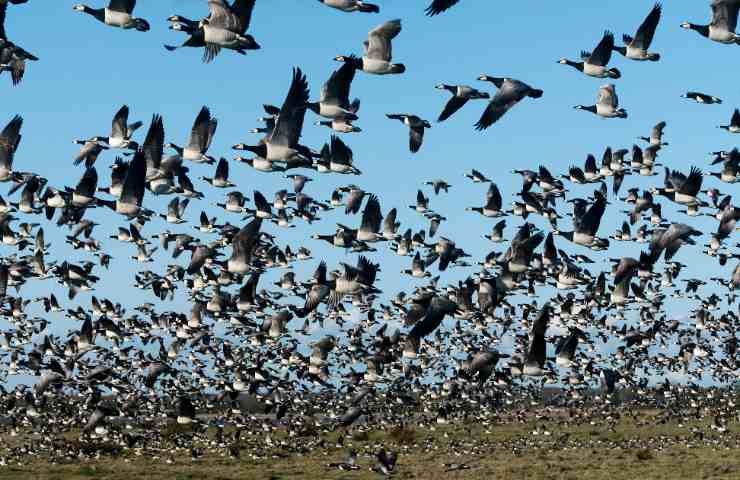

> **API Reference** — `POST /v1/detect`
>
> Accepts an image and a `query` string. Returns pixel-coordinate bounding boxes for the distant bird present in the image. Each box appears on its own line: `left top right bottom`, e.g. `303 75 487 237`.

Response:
319 0 379 13
425 0 460 16
475 76 542 129
639 121 668 146
559 31 621 79
681 0 740 44
335 19 405 74
574 84 628 119
386 114 431 153
73 0 150 32
90 105 142 150
435 84 490 122
613 3 662 61
167 106 218 164
681 91 722 104
718 109 740 132
0 1 38 86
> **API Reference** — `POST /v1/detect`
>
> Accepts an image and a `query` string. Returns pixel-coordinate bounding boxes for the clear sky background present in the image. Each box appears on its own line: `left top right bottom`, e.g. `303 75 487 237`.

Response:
2 1 738 384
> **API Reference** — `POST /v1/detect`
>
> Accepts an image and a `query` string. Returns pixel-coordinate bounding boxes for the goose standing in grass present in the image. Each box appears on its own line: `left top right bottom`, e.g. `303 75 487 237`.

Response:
558 31 621 79
198 0 260 63
386 114 431 153
435 84 490 122
307 61 360 122
613 3 662 61
718 108 740 132
0 2 38 86
73 0 150 32
167 106 217 164
91 105 142 150
475 76 543 129
681 91 722 104
335 19 405 75
681 0 740 45
574 84 628 119
425 0 460 16
319 0 379 13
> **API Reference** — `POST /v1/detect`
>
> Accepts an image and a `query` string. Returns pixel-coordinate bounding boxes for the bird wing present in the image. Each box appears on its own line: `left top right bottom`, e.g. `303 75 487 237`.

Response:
631 2 662 49
143 115 164 171
437 96 468 122
580 197 607 236
360 194 382 233
120 150 146 206
108 0 136 15
409 126 424 153
269 68 309 148
597 84 617 108
474 81 521 130
0 3 7 40
185 107 210 154
111 105 129 140
366 19 401 62
229 0 257 33
485 183 502 210
207 0 241 31
587 31 614 66
215 157 229 181
0 115 22 171
321 61 355 107
711 0 740 32
425 0 460 16
732 109 740 127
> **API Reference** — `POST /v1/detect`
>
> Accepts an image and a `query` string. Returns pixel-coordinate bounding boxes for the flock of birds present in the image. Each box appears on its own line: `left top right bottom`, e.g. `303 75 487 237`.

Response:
3 0 740 473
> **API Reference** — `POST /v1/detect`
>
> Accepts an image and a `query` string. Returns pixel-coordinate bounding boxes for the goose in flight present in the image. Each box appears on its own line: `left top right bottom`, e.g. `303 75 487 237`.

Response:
475 76 543 129
681 0 740 44
613 3 662 61
335 19 405 74
0 2 38 86
90 105 142 150
435 84 490 122
319 0 379 13
559 31 621 78
198 0 260 62
574 84 628 119
425 0 460 16
386 114 431 153
73 0 150 32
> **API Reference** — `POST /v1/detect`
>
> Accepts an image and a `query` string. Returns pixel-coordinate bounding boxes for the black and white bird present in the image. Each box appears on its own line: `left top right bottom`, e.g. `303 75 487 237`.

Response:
386 114 431 153
0 1 38 86
319 0 379 13
559 31 621 78
475 76 543 129
574 84 628 119
335 19 405 75
718 108 740 132
613 3 662 61
681 0 740 44
681 91 722 104
435 84 490 122
73 0 150 32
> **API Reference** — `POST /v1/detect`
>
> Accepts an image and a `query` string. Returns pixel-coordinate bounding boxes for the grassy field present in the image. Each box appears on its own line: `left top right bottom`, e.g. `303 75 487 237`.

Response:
2 409 740 479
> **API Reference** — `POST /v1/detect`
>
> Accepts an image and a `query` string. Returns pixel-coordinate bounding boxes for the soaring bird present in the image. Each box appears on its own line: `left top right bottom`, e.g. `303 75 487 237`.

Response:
475 76 543 129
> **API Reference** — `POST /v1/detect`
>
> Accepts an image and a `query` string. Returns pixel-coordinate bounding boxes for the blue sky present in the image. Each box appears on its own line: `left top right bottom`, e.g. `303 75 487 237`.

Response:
2 1 738 384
